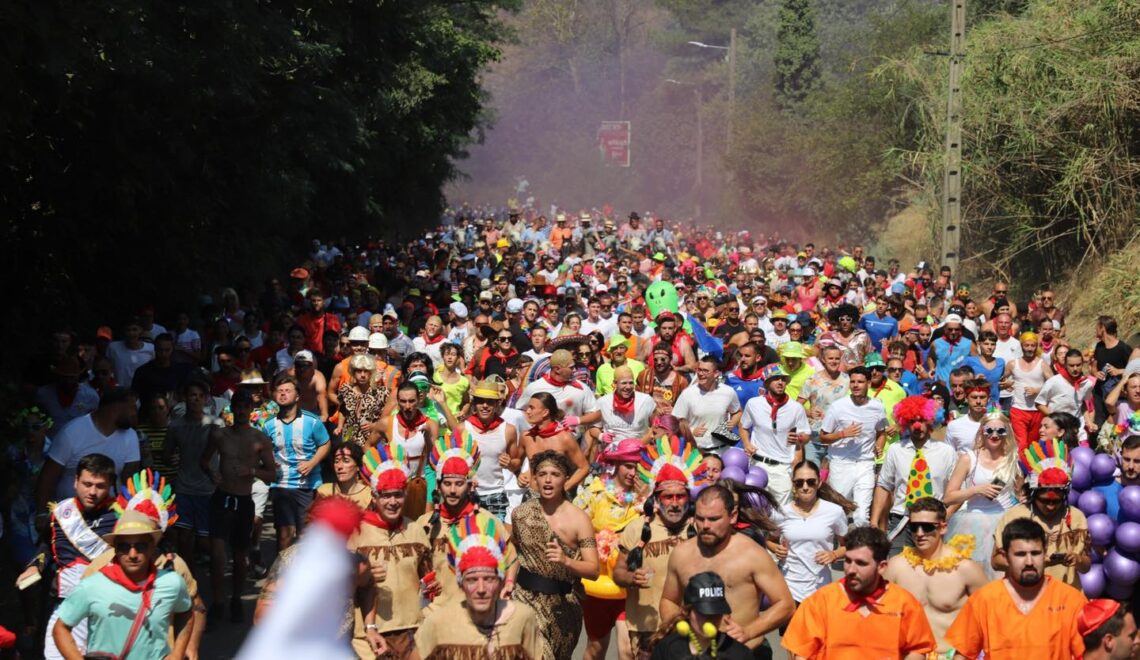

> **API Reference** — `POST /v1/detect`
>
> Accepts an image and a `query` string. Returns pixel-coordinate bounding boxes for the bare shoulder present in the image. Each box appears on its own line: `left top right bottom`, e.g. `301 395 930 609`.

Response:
884 554 909 580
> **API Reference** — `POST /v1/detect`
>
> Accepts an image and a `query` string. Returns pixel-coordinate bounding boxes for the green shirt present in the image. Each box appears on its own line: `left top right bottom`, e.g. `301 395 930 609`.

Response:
595 359 647 396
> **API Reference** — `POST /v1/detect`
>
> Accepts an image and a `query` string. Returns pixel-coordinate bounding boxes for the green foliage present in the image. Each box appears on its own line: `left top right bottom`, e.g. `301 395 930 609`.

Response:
1 0 513 339
774 0 821 109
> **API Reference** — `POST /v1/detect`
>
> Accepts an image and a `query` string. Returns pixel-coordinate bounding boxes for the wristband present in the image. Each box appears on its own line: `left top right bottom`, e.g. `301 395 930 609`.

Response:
365 624 379 632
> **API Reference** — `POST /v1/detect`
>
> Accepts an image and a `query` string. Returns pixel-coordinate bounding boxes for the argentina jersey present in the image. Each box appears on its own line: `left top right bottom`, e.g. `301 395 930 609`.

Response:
263 410 329 489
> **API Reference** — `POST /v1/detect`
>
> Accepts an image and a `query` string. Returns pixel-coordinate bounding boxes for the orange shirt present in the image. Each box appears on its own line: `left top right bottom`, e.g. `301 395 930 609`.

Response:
944 576 1087 660
781 580 936 660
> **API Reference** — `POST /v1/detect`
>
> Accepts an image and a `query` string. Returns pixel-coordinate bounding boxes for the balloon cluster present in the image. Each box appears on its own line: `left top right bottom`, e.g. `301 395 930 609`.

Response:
718 447 769 508
1070 446 1140 600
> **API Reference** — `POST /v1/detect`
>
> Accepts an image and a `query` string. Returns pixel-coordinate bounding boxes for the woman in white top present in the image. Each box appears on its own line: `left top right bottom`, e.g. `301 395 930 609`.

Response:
767 460 852 611
944 412 1022 578
1004 331 1053 454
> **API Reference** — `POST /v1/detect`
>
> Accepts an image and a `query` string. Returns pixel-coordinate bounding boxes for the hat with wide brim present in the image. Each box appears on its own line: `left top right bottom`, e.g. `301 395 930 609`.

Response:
103 510 163 544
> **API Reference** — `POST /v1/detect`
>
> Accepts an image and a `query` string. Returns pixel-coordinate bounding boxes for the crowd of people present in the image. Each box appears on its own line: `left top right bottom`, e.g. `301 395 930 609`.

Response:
4 202 1140 659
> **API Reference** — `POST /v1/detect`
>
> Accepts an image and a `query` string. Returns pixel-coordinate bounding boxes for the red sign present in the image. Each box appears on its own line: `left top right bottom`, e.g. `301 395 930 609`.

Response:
598 121 631 168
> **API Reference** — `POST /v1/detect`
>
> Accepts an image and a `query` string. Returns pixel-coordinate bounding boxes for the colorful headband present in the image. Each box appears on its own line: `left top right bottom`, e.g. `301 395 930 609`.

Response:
113 469 178 531
361 443 410 492
446 516 508 578
638 435 708 490
1021 437 1070 489
431 429 481 480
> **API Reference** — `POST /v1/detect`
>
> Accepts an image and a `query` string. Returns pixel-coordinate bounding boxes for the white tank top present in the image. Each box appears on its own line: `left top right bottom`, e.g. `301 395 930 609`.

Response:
1011 358 1047 411
466 419 508 495
389 416 427 474
964 451 1016 514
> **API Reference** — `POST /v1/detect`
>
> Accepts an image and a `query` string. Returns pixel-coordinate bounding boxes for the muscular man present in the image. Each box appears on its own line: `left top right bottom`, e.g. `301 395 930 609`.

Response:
660 485 795 655
783 526 936 659
200 389 277 621
884 497 987 655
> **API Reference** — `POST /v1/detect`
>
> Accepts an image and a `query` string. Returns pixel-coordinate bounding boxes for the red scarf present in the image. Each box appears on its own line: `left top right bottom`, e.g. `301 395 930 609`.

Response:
1056 363 1084 389
872 379 890 398
396 411 428 437
543 372 582 390
467 415 504 433
422 333 445 345
99 562 157 594
766 392 788 426
439 500 477 526
612 391 635 415
362 510 403 532
841 577 887 612
734 366 763 381
529 421 563 439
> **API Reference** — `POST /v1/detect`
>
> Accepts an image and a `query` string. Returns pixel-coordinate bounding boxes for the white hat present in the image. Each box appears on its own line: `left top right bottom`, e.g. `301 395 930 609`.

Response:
803 267 816 276
415 269 431 278
368 333 389 350
943 314 964 326
480 278 491 290
750 295 767 305
506 298 524 314
594 284 609 294
294 350 315 364
348 326 370 342
479 290 494 302
450 301 469 318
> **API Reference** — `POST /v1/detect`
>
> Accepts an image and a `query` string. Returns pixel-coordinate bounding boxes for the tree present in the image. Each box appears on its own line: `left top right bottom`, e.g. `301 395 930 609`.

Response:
774 0 821 109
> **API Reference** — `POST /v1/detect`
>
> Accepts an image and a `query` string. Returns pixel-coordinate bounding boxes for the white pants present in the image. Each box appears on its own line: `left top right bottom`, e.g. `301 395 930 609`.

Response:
827 458 876 527
44 608 87 659
756 460 793 508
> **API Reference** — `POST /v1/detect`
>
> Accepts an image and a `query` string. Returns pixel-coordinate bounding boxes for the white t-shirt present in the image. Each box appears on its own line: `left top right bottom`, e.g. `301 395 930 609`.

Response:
106 341 155 388
945 415 982 454
877 439 958 516
820 397 887 462
174 329 202 355
771 500 848 602
597 392 657 441
741 397 810 464
516 378 599 422
580 316 616 338
673 383 742 450
1035 374 1093 416
46 414 140 500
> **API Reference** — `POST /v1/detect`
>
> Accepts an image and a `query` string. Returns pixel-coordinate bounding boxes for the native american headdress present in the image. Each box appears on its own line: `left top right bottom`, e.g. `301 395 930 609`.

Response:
430 428 481 481
361 442 410 492
638 435 709 490
1021 436 1071 490
113 469 178 531
445 515 509 578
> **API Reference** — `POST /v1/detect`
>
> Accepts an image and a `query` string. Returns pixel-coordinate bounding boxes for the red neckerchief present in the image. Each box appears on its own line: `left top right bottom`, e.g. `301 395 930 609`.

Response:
396 411 428 437
467 415 505 433
841 577 887 612
612 391 635 415
1056 363 1084 389
438 500 477 526
766 392 788 425
99 562 157 593
872 379 890 398
363 510 403 532
544 372 583 390
528 421 562 439
494 347 519 361
422 333 445 345
942 333 961 348
733 366 763 381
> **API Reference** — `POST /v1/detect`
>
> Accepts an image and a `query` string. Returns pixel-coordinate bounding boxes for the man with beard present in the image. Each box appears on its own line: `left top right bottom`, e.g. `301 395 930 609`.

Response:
818 366 887 526
296 288 342 354
637 343 690 417
613 437 705 658
740 364 810 507
653 313 698 375
782 526 936 659
464 379 522 521
660 485 795 657
725 341 768 409
714 295 747 345
819 304 872 371
946 517 1088 658
884 498 987 655
413 532 544 659
351 444 433 658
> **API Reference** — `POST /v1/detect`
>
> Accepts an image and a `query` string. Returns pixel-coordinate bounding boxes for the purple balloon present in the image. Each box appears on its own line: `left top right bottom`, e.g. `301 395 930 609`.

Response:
1071 446 1095 468
1068 488 1083 506
1091 453 1118 484
1079 489 1108 517
1104 548 1140 586
690 483 708 499
1079 564 1106 599
720 466 746 484
1118 522 1140 553
1106 578 1136 601
721 447 750 472
1120 486 1140 521
1071 462 1093 492
745 468 769 491
1088 513 1116 547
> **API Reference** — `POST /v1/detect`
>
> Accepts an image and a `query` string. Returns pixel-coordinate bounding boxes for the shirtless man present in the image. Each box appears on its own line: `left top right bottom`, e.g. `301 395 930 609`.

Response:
201 389 277 621
518 392 590 491
660 485 795 655
884 497 987 655
292 350 328 421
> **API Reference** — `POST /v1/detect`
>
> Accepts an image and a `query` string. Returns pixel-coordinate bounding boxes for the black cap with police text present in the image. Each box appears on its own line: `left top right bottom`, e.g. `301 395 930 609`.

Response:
683 571 732 616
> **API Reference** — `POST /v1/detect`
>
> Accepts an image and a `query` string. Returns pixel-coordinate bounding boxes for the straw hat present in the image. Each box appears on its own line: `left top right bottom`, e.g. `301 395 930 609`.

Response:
103 510 163 544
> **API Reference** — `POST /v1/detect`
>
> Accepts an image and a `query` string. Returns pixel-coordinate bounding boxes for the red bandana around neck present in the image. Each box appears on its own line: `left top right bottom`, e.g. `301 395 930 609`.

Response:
766 391 788 425
397 411 428 437
543 372 582 390
734 366 763 381
841 577 887 612
422 334 445 345
467 415 505 434
529 421 562 439
100 562 157 594
612 391 635 415
439 500 477 525
363 510 403 532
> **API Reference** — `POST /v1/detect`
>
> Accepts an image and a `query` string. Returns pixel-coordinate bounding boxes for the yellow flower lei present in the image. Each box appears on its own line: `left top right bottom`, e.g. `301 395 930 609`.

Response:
901 534 976 573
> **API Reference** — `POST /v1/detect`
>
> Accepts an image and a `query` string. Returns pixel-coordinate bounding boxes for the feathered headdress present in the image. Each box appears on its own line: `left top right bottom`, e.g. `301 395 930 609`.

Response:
445 515 508 578
113 469 178 531
893 395 940 433
1021 437 1071 489
638 435 709 490
361 443 410 492
431 428 481 480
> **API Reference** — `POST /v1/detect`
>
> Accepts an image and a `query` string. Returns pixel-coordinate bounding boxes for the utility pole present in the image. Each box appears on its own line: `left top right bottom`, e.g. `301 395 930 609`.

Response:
727 28 736 155
940 0 966 275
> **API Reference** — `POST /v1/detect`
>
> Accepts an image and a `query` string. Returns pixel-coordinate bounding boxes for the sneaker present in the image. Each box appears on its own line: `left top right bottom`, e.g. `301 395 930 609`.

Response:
230 598 244 624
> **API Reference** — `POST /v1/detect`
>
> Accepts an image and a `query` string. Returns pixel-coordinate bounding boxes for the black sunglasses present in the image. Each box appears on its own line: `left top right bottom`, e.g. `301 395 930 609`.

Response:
793 478 818 488
907 521 940 534
473 397 497 406
115 540 153 553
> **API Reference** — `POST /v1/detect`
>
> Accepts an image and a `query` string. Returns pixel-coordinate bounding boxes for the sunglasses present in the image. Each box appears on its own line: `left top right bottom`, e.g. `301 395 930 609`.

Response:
907 521 940 534
498 337 512 342
793 478 818 488
473 397 497 406
983 427 1009 436
115 540 153 553
576 351 591 358
887 367 903 373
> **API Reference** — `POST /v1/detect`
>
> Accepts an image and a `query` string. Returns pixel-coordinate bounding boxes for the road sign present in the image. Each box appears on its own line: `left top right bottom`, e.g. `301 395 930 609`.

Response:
598 121 631 168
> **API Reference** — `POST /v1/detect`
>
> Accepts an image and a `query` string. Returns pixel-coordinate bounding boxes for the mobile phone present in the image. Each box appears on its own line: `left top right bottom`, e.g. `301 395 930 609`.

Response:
991 478 1005 488
1049 552 1066 563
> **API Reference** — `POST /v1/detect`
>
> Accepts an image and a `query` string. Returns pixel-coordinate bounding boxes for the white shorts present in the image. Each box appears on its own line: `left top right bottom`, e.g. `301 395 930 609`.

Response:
828 458 876 527
251 479 270 518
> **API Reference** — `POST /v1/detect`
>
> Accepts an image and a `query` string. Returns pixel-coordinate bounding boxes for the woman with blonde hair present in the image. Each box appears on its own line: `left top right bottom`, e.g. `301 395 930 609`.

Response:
334 354 389 446
944 412 1022 578
1003 330 1053 452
